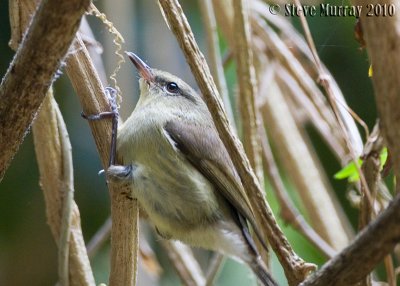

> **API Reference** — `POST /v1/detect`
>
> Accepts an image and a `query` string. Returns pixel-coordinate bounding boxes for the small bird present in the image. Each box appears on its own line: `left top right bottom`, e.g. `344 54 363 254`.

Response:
107 52 277 286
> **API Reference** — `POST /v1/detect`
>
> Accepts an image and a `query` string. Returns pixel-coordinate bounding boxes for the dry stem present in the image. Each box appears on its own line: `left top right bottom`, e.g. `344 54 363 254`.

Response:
232 0 267 263
252 12 354 247
0 0 90 181
65 34 139 286
198 0 233 125
158 1 315 284
303 0 400 283
205 254 225 286
56 98 75 286
300 191 400 286
32 91 95 286
292 0 374 211
259 119 336 259
162 241 206 286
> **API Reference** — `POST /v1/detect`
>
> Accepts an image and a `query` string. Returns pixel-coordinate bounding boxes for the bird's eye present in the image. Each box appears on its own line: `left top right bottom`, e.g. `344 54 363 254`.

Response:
166 82 179 93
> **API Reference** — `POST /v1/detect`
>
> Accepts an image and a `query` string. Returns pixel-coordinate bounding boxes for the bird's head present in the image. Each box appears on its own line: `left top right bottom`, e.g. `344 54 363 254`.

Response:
126 52 200 106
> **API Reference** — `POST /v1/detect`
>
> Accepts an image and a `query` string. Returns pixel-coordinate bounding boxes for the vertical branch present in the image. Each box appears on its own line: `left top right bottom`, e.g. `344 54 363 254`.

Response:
56 101 75 286
198 0 234 125
354 2 400 283
109 188 139 286
358 125 382 230
65 34 139 286
32 91 95 286
351 0 400 178
232 0 264 188
232 0 267 263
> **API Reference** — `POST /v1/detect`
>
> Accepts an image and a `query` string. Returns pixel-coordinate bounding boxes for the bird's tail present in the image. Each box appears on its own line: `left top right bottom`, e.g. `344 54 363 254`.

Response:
249 257 278 286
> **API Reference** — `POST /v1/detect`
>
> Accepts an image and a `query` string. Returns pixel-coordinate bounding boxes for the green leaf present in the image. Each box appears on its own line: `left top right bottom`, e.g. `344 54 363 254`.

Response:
334 148 388 182
380 147 388 169
334 159 362 182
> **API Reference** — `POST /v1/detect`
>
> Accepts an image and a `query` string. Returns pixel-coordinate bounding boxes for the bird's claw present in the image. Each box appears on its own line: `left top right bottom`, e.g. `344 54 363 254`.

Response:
106 164 134 183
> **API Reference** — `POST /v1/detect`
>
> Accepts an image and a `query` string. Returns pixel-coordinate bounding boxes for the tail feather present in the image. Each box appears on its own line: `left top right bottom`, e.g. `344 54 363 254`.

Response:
249 257 278 286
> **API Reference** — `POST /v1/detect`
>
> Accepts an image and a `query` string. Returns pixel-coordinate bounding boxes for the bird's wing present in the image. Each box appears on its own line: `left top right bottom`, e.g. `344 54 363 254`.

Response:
164 119 265 250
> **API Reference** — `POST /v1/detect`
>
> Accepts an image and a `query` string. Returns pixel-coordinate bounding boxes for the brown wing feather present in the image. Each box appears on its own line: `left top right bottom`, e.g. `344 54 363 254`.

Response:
164 120 265 247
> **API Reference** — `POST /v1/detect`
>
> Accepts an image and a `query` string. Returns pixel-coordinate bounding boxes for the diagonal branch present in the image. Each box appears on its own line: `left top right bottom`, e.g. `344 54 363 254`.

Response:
300 190 400 286
158 1 315 284
162 241 206 286
0 0 90 181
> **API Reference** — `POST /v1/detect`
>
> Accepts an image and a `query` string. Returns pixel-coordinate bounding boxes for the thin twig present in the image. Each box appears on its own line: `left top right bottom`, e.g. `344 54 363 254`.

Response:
33 91 95 286
205 254 225 286
198 0 234 125
157 1 315 285
258 66 350 250
0 0 90 181
162 241 206 286
292 0 373 210
139 232 163 277
258 118 336 259
250 13 353 161
384 255 396 286
87 217 112 258
275 66 347 161
359 124 395 285
56 100 75 286
232 0 267 263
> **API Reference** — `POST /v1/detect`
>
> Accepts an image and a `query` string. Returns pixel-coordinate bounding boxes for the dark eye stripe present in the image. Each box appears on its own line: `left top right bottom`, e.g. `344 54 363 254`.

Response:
154 75 197 103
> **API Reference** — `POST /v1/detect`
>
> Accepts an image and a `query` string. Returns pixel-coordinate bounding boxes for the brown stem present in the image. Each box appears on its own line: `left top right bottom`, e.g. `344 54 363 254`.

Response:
198 0 233 125
33 91 95 286
300 190 400 286
162 241 205 286
0 0 90 181
259 120 336 259
158 1 315 284
353 0 400 282
232 0 267 263
65 34 139 286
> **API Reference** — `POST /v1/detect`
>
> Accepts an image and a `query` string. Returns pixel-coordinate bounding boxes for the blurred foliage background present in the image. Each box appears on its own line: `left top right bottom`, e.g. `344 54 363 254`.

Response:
0 0 376 285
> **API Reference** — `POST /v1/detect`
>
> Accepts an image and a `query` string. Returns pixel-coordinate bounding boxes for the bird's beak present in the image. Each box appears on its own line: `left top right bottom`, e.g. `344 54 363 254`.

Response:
126 52 154 83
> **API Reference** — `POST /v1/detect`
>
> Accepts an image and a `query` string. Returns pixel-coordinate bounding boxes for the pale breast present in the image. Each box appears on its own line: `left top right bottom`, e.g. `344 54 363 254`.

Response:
117 108 222 236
